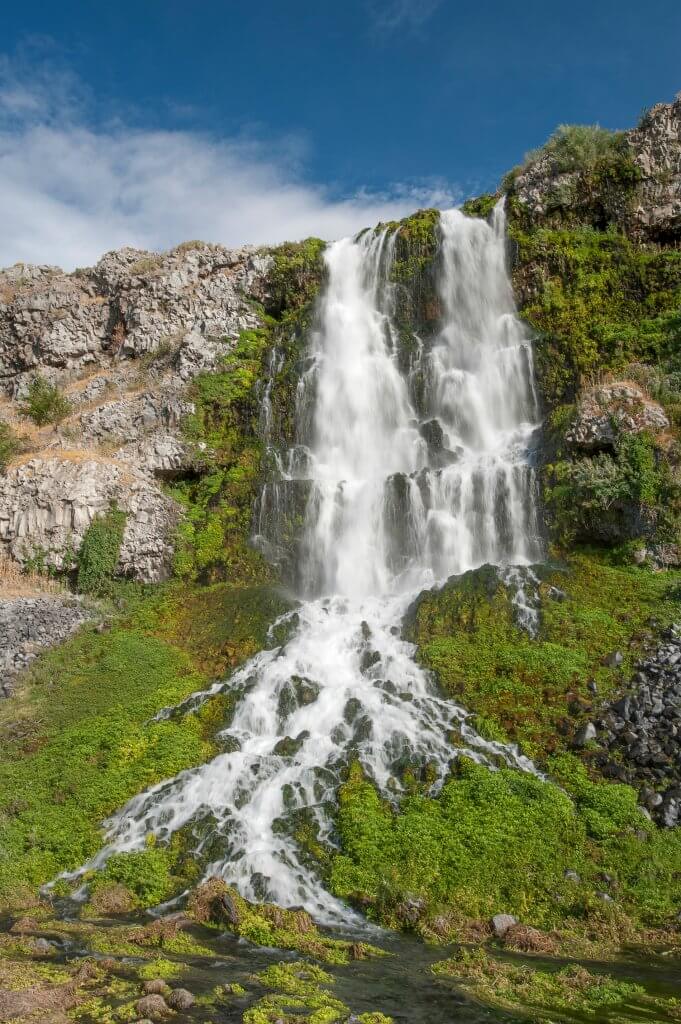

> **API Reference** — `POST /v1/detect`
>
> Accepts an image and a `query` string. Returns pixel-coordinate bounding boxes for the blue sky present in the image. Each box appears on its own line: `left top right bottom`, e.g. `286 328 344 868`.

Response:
1 0 680 268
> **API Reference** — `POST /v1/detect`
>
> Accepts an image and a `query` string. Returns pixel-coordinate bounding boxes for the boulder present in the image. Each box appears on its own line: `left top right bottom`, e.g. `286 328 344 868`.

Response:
491 912 518 939
565 383 669 452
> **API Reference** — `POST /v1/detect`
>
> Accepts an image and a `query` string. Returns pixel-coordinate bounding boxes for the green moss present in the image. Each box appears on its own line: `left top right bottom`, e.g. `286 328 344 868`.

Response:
136 957 185 980
244 961 393 1024
406 555 680 757
0 579 287 904
431 948 667 1021
76 505 127 596
266 237 326 319
511 227 681 408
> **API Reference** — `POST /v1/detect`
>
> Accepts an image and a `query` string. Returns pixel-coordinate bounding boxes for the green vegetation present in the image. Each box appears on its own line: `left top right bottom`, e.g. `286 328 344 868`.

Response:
431 949 680 1022
523 124 634 175
0 419 22 471
245 961 393 1024
172 237 326 583
188 878 383 964
0 581 287 905
546 431 679 546
511 227 681 407
406 556 680 758
330 756 681 935
76 505 127 596
19 374 72 426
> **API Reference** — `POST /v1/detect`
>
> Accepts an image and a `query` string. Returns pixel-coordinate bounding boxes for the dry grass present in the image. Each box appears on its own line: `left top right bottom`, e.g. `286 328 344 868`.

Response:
0 553 63 598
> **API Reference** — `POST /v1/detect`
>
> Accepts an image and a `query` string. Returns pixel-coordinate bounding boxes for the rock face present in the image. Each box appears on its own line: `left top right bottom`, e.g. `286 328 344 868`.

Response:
0 242 272 581
565 382 669 452
512 93 681 242
0 457 180 581
629 96 681 242
0 595 94 697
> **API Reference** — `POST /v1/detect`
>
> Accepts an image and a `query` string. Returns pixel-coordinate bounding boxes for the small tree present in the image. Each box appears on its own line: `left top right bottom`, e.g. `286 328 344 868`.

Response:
19 375 72 427
76 505 127 596
0 420 22 472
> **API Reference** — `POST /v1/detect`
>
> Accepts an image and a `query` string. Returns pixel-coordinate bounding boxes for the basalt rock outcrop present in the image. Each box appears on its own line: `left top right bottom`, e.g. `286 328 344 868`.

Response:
0 242 273 581
511 93 681 241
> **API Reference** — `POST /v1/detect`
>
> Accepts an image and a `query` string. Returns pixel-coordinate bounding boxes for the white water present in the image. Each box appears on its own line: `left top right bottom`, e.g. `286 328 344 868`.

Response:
78 205 542 924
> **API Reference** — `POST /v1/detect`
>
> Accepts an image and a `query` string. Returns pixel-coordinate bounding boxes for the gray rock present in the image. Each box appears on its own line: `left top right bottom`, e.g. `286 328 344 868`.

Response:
0 595 94 697
565 383 669 452
564 870 581 882
167 989 195 1011
31 937 54 955
491 913 518 939
573 722 597 747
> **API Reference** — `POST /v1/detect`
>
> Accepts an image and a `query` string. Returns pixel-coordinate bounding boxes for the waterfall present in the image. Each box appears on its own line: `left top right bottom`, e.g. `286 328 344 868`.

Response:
76 204 542 924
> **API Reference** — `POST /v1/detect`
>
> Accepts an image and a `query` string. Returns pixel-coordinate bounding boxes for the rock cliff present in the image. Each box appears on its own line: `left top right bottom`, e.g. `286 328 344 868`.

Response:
0 243 272 581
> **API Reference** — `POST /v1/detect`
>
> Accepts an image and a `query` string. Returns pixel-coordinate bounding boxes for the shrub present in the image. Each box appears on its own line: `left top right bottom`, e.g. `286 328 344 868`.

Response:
0 420 22 471
76 505 127 595
523 124 631 175
19 375 72 426
92 847 177 908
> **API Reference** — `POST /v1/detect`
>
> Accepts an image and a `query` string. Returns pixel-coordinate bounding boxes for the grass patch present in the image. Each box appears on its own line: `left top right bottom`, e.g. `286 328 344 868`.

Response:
0 581 289 904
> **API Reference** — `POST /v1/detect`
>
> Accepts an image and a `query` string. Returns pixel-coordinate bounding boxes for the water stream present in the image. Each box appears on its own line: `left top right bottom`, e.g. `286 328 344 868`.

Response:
77 204 543 925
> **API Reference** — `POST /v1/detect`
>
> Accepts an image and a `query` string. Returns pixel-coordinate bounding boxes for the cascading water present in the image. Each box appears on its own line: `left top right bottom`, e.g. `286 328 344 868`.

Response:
76 204 542 924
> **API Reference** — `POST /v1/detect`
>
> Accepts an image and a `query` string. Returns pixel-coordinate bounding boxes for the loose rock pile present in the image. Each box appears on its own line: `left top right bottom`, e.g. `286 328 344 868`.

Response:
0 595 94 697
594 625 681 826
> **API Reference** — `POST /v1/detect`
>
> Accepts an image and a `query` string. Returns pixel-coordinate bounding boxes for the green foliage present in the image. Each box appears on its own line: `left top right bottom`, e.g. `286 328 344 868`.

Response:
266 237 326 319
0 419 22 471
407 555 680 759
92 847 176 908
19 374 72 426
0 579 285 903
523 124 632 175
461 193 499 220
545 432 679 547
173 329 273 583
512 228 681 407
331 757 681 933
76 505 127 596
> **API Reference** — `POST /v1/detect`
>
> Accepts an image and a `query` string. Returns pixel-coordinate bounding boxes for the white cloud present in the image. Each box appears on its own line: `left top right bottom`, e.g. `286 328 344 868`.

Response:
366 0 443 32
0 62 456 271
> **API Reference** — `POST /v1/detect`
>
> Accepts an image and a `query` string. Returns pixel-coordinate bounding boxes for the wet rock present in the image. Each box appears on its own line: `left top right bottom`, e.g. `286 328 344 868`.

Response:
491 913 518 939
142 980 171 996
603 651 624 669
135 994 171 1020
32 937 54 955
395 895 426 926
360 649 381 673
573 722 597 747
167 989 195 1011
548 586 567 602
564 870 581 883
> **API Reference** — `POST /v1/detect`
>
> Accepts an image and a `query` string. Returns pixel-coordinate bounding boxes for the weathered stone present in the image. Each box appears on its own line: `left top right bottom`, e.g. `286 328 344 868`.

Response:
134 994 171 1020
0 457 180 582
491 913 518 938
166 989 194 1011
565 383 669 452
0 595 94 697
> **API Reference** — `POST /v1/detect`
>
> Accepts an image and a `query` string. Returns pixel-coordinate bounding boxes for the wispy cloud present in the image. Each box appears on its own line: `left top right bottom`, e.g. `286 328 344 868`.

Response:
0 58 456 271
366 0 443 32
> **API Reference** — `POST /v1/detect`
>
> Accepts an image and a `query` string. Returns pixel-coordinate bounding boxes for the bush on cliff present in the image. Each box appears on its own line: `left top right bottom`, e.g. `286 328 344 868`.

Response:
19 375 72 427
